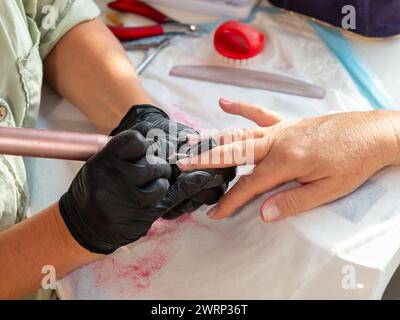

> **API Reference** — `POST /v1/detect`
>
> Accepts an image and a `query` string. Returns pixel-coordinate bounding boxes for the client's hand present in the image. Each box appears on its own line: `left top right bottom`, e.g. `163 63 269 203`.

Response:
178 99 400 223
111 105 236 219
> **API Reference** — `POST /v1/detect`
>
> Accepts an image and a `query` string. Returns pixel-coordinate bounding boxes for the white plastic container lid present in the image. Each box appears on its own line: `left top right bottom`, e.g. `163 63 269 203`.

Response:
144 0 260 19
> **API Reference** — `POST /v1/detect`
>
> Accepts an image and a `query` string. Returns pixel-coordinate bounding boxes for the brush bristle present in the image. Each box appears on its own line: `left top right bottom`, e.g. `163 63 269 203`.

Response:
217 54 252 66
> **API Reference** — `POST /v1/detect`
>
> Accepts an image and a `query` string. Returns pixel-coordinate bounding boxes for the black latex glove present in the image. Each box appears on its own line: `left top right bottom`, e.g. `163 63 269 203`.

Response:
111 105 236 220
59 131 174 254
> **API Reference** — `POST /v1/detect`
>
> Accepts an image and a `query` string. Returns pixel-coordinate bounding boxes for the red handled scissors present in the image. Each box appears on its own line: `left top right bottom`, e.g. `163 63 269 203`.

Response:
108 0 203 41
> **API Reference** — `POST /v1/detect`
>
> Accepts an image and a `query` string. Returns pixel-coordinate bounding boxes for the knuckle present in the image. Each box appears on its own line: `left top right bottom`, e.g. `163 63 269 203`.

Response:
219 129 232 144
232 140 244 153
236 175 252 191
325 184 344 200
239 171 265 196
255 105 265 118
280 145 307 163
235 175 258 195
274 192 300 216
232 141 244 158
329 176 354 197
233 129 245 141
243 128 256 140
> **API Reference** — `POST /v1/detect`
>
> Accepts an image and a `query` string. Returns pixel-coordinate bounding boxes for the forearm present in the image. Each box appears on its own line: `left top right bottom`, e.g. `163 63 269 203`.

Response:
0 203 100 299
44 18 153 134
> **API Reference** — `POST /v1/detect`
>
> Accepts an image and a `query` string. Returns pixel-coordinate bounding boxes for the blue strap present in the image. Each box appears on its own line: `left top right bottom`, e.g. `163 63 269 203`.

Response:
310 22 396 110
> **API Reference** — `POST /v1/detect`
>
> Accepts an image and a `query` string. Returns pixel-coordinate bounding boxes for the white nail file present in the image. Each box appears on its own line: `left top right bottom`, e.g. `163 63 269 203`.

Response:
170 65 327 99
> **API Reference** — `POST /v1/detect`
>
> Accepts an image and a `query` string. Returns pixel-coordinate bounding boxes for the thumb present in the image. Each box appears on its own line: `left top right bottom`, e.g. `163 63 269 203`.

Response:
260 179 339 223
162 171 219 212
107 130 149 161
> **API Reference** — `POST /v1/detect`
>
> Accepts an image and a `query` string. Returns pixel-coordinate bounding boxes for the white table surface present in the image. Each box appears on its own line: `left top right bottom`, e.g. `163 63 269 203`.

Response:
36 0 400 299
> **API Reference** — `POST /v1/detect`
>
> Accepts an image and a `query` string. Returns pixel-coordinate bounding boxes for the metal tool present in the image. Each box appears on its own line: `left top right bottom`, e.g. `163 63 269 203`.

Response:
0 127 110 161
170 65 327 99
167 153 192 162
121 38 166 51
136 37 171 75
107 0 203 41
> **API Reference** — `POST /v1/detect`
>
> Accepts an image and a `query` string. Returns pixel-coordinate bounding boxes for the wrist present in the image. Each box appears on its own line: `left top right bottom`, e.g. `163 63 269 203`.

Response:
387 111 400 165
374 110 400 166
52 203 101 262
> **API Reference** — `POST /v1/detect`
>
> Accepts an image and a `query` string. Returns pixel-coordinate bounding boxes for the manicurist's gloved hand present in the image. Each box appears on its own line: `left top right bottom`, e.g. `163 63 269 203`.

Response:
59 131 173 254
111 105 236 219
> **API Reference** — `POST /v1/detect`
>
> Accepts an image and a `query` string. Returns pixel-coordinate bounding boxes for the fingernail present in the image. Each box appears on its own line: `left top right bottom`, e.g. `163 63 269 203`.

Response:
261 203 281 223
207 206 218 219
220 97 234 105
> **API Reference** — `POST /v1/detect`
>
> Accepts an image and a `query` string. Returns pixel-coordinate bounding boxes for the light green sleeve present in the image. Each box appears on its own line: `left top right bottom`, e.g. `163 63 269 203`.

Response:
24 0 101 59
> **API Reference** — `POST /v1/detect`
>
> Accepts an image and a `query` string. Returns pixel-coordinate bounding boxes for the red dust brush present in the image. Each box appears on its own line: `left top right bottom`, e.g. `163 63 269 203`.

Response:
214 20 265 66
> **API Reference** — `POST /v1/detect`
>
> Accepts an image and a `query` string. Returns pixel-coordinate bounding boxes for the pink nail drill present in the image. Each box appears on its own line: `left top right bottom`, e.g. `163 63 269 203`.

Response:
214 20 265 61
0 126 110 161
